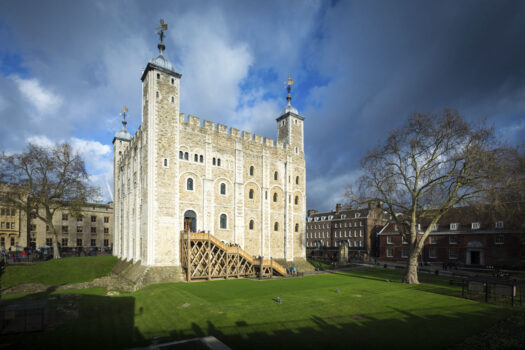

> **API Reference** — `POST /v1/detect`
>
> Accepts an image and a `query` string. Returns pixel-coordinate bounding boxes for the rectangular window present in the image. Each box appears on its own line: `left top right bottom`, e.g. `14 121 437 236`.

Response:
429 247 437 259
471 222 480 230
402 248 408 258
46 225 49 232
431 224 438 231
11 222 15 229
360 230 363 237
360 240 364 247
62 214 68 221
77 239 82 247
11 209 15 216
0 208 3 215
104 239 109 247
430 236 437 244
449 236 457 244
62 226 68 233
104 227 109 234
0 237 4 246
495 236 504 245
495 221 504 229
10 237 15 246
402 237 408 244
91 216 97 223
387 248 393 257
61 238 68 247
6 222 10 229
0 222 4 229
104 216 109 223
450 223 458 230
46 238 52 246
77 216 83 222
449 248 458 259
91 239 96 247
77 226 83 233
387 236 393 244
91 227 97 233
30 224 37 231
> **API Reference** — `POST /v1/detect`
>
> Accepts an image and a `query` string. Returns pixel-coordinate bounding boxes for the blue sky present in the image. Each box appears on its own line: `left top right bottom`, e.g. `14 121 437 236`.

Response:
1 0 524 211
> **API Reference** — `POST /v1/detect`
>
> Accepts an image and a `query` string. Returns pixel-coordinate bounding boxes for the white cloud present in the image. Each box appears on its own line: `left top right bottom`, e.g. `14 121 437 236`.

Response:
10 76 62 115
307 170 363 212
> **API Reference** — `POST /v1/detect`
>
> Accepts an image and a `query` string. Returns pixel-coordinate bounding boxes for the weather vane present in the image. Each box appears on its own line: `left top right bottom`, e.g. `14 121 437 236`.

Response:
155 19 168 54
285 76 294 94
120 105 128 125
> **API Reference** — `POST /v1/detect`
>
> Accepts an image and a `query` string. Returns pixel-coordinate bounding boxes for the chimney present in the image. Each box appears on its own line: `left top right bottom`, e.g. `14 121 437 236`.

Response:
368 201 374 209
307 209 318 217
335 203 342 212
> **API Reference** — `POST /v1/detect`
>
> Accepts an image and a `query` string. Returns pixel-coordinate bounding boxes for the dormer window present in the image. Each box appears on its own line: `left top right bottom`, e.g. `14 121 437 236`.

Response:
471 222 480 230
450 223 458 231
355 213 360 218
495 221 504 229
387 236 393 244
328 215 333 220
431 224 438 231
321 216 326 220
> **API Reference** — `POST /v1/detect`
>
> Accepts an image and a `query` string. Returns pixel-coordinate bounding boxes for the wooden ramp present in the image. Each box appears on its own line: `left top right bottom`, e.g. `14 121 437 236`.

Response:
181 232 287 281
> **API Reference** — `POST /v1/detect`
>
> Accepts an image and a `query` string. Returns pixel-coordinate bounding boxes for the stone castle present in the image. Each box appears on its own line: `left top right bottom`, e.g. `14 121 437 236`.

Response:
113 23 306 281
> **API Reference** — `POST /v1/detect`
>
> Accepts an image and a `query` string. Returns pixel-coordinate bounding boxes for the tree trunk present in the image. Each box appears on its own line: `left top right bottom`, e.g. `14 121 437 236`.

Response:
403 251 420 284
51 230 61 259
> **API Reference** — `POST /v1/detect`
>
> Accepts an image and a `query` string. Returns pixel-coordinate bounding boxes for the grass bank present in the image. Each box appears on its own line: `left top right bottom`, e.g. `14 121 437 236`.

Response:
1 267 516 349
0 256 117 288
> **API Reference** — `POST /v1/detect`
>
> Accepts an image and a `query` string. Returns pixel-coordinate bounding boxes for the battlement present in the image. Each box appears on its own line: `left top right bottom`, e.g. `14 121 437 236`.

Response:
176 112 290 149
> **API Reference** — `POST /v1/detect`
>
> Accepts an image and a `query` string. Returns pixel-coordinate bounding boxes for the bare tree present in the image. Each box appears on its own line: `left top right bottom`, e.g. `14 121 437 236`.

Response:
351 110 518 284
1 143 99 258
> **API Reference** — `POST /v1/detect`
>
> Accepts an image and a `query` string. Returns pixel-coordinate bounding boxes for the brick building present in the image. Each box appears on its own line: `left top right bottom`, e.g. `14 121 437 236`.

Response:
378 206 525 269
306 202 388 260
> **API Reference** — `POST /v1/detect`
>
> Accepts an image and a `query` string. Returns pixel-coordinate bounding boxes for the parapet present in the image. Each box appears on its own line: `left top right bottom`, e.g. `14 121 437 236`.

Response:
188 115 200 126
230 128 240 137
217 124 228 133
204 120 215 130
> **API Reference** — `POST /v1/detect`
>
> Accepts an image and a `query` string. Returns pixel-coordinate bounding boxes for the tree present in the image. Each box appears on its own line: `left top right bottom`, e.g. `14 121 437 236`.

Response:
1 143 99 258
351 110 518 284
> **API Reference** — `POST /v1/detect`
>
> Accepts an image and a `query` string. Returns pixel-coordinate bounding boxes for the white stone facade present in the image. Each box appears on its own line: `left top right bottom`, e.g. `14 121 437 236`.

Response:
113 49 306 268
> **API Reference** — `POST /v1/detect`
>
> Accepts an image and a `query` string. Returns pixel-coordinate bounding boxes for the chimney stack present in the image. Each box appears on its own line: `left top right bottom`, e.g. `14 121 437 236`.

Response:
307 209 318 217
335 203 342 212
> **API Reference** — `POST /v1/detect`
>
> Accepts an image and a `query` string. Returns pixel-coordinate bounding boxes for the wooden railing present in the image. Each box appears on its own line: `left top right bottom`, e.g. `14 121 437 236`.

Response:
181 232 286 281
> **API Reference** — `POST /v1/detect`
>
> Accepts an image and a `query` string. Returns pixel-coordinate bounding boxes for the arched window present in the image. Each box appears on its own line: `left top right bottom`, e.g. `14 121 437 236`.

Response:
249 189 254 199
295 196 299 205
249 220 254 230
274 171 278 180
212 157 216 165
199 155 203 163
217 158 221 166
273 193 277 202
295 223 299 232
156 91 159 98
194 154 198 162
274 222 279 231
220 183 226 195
179 151 183 159
249 166 254 176
186 178 193 191
171 96 174 103
157 73 160 79
296 176 299 185
184 152 188 160
171 78 174 84
220 214 227 229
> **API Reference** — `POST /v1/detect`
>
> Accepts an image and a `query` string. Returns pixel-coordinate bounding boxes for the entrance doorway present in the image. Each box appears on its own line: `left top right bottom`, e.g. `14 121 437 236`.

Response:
470 251 481 265
184 210 197 233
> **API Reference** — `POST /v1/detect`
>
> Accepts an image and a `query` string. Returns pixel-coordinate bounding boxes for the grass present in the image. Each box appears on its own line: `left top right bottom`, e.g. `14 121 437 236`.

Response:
0 256 117 288
1 265 518 350
307 258 331 270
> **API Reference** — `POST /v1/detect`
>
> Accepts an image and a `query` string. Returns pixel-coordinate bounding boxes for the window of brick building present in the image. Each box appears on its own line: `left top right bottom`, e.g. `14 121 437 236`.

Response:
30 224 36 231
62 226 68 233
62 238 68 247
46 238 52 246
495 221 504 229
449 236 457 244
104 227 109 234
449 248 458 259
91 227 97 233
10 237 15 246
104 217 109 223
429 247 437 258
450 223 458 230
91 216 97 223
471 222 480 230
104 239 109 247
77 216 83 222
387 236 393 244
77 226 83 233
495 236 504 245
402 248 408 258
62 214 68 221
430 236 437 244
91 239 96 247
77 239 82 247
387 248 393 257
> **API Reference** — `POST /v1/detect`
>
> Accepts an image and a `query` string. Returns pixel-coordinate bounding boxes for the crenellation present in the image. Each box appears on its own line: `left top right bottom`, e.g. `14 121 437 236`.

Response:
253 134 263 144
242 131 251 140
204 120 215 130
188 115 200 126
230 127 240 137
264 137 275 147
217 124 228 133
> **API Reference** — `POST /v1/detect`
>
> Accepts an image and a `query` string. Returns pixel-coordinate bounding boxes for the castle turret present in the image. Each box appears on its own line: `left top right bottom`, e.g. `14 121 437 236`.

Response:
276 76 304 155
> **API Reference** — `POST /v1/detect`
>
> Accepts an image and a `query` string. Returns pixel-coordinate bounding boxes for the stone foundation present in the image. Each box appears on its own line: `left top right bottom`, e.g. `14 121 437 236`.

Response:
111 259 184 290
274 258 315 273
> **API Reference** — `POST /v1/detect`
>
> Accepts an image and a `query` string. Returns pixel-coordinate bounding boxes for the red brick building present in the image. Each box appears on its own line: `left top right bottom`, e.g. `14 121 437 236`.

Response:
306 202 388 260
378 206 525 269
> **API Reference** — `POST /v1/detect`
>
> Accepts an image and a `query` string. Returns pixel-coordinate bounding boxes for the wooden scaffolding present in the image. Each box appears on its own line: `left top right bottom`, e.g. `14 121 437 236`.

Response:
180 232 287 281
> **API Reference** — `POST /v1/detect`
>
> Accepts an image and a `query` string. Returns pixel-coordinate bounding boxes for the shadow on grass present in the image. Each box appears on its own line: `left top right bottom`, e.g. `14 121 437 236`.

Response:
146 308 514 350
1 291 145 350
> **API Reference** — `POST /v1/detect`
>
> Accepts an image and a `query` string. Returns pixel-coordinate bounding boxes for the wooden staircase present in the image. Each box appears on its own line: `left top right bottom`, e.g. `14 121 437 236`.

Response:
181 232 287 281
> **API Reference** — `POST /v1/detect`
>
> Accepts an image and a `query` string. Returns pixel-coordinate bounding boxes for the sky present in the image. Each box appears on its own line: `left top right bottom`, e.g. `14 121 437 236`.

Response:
0 0 524 212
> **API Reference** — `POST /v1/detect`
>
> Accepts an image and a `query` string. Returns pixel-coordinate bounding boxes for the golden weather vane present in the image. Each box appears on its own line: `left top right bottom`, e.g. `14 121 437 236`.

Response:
284 75 294 95
120 105 128 122
156 19 168 43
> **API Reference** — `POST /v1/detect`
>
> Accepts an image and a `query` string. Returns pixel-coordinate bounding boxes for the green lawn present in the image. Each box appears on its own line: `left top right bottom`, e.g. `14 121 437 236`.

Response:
1 266 517 349
0 256 117 288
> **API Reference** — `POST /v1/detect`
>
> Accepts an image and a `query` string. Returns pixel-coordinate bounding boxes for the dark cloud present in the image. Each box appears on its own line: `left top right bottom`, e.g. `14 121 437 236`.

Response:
0 0 524 210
